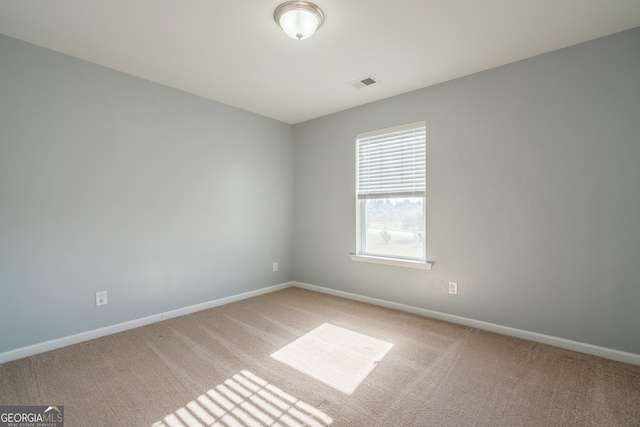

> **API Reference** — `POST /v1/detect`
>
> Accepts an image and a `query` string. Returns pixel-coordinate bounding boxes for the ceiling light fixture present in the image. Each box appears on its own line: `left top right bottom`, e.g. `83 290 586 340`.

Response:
274 1 325 40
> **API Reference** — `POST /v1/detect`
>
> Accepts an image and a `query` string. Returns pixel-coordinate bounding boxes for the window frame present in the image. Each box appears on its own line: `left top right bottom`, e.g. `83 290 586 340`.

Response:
352 121 433 270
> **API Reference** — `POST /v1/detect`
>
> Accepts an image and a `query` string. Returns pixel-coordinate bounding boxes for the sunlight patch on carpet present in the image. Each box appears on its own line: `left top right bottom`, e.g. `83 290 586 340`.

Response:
152 370 332 427
271 323 394 395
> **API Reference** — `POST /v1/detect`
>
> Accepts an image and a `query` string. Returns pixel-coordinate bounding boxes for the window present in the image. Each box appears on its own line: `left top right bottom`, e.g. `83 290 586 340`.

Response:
352 121 432 269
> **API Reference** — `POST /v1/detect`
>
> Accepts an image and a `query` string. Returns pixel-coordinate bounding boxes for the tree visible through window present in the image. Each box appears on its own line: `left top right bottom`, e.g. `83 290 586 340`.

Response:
356 122 426 261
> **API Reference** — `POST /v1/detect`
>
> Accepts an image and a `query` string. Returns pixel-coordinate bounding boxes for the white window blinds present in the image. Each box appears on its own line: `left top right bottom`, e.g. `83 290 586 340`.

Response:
356 122 426 199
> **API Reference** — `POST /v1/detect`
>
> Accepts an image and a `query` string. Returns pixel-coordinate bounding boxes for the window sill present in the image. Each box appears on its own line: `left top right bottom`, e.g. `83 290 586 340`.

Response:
349 254 434 270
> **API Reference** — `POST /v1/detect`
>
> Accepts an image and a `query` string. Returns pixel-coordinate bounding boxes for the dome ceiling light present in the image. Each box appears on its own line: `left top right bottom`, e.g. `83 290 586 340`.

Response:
274 1 325 40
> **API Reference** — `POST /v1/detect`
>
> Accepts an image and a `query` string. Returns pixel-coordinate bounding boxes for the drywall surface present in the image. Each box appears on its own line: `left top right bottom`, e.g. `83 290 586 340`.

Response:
293 28 640 354
0 35 294 353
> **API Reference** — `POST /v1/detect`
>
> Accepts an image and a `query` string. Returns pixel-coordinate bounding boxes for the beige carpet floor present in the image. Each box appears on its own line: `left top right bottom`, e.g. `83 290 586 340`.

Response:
1 287 639 426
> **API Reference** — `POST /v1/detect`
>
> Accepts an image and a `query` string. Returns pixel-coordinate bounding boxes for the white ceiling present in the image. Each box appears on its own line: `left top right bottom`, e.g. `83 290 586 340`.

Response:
1 1 639 124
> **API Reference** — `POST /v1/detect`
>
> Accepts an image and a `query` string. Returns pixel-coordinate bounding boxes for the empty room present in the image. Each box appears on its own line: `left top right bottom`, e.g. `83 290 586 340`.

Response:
1 1 639 426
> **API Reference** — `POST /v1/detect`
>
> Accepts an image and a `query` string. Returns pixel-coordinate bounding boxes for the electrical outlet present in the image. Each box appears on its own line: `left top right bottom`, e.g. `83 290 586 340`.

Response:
448 282 458 295
273 262 278 272
96 291 107 306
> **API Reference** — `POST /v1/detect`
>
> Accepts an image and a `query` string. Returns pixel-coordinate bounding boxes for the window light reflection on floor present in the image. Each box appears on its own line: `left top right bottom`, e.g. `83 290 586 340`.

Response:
271 323 394 395
152 370 332 427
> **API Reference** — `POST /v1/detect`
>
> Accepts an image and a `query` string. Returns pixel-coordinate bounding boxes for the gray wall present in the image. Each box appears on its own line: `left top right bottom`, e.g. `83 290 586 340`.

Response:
2 27 639 357
293 28 640 354
0 35 294 353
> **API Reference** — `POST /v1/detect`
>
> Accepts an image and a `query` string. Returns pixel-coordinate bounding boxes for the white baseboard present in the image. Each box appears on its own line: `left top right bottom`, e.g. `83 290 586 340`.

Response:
0 282 293 364
292 281 640 366
4 280 638 366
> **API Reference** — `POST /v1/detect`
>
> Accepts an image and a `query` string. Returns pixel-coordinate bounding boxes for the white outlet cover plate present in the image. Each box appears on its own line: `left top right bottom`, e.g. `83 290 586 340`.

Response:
96 291 107 306
448 282 458 295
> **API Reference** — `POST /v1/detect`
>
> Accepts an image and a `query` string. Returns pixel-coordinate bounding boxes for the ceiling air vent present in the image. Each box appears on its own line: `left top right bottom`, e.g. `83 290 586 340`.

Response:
349 76 379 89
